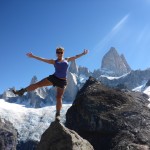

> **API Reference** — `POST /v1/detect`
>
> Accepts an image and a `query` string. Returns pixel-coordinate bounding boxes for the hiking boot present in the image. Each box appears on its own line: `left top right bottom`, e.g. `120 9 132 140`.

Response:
55 112 60 122
12 88 26 96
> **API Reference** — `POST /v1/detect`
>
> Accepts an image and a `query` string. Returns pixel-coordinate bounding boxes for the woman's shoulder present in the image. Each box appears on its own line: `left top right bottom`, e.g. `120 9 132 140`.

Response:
64 57 70 62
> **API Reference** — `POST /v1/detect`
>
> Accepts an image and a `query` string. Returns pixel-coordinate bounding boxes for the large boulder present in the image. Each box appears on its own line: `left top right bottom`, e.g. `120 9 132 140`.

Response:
66 77 150 150
0 118 18 150
37 121 94 150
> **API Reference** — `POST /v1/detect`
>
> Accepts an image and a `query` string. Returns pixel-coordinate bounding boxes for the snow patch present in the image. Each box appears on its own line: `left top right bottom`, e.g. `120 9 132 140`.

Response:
101 72 130 80
132 85 144 92
144 86 150 97
78 74 88 83
133 84 150 108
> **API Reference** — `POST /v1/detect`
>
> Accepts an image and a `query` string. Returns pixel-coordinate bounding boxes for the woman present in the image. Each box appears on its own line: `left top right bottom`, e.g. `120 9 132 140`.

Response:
12 47 88 121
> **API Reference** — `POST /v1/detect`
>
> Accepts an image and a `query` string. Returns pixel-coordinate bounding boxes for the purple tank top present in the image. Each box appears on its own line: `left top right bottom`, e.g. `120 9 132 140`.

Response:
54 59 69 78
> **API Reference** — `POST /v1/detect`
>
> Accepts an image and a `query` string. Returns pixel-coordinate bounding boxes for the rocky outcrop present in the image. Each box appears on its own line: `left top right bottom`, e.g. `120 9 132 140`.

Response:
37 121 94 150
66 77 150 150
0 118 18 150
101 47 131 76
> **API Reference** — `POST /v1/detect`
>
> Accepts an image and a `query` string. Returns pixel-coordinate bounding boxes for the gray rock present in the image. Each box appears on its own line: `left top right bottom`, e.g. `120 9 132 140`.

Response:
0 118 18 150
101 47 131 76
66 77 150 150
120 54 131 72
37 121 94 150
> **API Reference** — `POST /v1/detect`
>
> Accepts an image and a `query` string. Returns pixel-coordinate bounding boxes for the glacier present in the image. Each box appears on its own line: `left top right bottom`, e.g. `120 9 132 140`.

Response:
0 99 71 142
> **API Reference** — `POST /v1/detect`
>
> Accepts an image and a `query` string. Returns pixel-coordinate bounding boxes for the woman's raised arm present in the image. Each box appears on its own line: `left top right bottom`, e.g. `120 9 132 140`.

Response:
26 52 55 64
67 49 89 62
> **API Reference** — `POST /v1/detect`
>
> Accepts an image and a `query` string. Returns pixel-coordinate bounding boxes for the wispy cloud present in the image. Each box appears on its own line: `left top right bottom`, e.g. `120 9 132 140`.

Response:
136 24 150 45
93 14 130 51
136 26 147 43
111 14 129 32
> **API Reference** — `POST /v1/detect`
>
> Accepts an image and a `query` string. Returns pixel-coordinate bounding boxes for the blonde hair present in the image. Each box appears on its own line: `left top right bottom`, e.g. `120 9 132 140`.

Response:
56 47 65 52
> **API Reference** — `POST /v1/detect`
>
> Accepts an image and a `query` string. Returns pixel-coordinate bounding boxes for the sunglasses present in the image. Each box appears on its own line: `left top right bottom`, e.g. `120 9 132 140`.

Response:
56 51 63 54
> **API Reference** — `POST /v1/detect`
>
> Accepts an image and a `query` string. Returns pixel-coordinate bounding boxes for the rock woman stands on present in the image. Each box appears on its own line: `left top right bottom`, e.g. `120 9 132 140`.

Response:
12 47 88 121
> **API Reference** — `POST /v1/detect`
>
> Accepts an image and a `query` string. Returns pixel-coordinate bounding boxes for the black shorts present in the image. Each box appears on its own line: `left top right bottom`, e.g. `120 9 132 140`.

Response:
47 74 67 89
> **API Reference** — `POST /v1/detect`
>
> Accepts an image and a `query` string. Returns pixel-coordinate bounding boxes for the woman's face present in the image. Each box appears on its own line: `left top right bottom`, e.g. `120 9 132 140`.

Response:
56 50 64 59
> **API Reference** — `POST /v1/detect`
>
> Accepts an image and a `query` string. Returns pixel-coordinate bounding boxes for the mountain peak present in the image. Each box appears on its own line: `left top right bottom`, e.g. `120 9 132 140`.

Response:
101 47 131 76
109 47 117 53
30 76 38 84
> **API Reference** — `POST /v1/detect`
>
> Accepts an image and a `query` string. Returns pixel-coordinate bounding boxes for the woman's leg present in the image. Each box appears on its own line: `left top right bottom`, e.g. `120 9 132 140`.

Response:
55 87 65 121
13 78 53 96
25 78 53 91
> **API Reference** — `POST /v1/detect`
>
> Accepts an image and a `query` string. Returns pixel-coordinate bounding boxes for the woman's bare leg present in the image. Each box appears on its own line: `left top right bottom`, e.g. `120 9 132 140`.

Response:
26 78 53 91
55 87 65 121
13 78 53 96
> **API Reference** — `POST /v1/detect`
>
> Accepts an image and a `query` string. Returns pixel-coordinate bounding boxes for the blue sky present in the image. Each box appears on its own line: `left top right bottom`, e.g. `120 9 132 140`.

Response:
0 0 150 93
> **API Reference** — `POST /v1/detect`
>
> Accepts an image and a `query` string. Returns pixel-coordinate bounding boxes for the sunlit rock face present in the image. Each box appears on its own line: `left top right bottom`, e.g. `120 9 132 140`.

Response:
101 47 131 76
37 121 94 150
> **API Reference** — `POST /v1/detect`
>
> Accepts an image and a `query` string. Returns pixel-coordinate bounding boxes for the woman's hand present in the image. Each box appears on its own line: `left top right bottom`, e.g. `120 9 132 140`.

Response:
83 49 89 55
26 52 34 58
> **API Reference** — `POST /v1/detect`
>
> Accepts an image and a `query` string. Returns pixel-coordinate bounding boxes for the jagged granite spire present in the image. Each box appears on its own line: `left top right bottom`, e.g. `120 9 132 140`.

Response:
68 60 78 74
101 47 131 76
120 54 131 72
